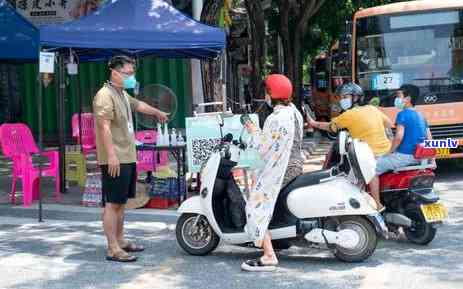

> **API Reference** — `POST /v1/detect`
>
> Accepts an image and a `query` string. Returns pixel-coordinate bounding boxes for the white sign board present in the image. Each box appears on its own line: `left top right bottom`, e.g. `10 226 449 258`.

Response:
15 0 105 25
185 114 260 173
39 52 55 73
371 73 403 90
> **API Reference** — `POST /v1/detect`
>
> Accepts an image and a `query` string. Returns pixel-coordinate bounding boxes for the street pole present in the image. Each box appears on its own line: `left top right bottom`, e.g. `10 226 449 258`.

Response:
192 0 204 113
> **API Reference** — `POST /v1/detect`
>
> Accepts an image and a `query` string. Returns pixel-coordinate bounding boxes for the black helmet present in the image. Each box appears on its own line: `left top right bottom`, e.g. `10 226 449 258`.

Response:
337 83 364 104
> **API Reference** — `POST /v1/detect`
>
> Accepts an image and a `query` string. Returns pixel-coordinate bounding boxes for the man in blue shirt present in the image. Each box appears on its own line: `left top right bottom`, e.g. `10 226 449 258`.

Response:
370 84 433 211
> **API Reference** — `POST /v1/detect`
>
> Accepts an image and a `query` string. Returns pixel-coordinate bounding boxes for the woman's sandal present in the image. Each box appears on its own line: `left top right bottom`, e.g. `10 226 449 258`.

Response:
122 242 145 253
241 258 278 272
106 251 138 262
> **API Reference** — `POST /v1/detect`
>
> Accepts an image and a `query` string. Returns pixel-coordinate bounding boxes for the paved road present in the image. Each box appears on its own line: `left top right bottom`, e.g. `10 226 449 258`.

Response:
0 160 462 289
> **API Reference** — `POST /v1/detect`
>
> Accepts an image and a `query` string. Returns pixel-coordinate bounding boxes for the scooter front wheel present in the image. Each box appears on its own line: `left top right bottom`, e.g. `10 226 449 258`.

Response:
176 213 220 256
333 216 378 263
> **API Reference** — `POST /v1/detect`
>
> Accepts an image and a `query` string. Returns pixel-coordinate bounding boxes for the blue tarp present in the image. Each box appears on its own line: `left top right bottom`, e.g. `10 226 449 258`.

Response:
0 0 39 61
40 0 226 61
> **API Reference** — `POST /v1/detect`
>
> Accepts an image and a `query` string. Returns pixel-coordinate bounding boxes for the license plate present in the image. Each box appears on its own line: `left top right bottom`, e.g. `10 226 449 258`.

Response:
420 203 448 223
436 148 450 157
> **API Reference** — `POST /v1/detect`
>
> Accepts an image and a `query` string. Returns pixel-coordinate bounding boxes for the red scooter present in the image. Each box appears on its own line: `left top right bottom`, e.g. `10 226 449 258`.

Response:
323 136 447 245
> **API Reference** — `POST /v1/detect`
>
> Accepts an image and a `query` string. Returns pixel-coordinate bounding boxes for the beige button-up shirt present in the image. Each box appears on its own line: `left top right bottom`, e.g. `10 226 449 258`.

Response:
93 83 140 165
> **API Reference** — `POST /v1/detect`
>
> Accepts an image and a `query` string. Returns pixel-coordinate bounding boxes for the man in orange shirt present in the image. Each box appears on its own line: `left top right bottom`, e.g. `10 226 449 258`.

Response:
307 83 392 211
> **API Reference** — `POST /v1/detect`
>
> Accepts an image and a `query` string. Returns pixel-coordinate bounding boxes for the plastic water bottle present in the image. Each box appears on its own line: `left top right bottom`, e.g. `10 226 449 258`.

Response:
171 128 177 146
83 178 91 206
163 123 169 146
82 187 88 206
157 123 163 146
89 177 95 206
177 132 184 145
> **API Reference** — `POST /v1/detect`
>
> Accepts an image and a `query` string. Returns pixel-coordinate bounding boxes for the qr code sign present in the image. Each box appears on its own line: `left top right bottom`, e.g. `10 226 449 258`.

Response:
191 138 221 166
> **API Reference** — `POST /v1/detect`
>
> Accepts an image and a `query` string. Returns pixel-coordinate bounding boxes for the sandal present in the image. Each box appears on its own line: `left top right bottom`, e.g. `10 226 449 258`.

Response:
241 258 278 272
122 242 145 253
106 251 137 263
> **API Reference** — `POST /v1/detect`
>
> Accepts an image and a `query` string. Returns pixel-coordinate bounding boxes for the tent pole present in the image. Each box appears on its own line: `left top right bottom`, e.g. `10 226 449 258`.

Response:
77 64 83 154
38 47 43 222
58 53 66 196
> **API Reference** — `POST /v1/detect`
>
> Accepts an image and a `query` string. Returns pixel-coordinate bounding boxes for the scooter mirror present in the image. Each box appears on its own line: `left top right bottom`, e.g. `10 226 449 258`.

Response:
216 112 234 126
216 114 224 126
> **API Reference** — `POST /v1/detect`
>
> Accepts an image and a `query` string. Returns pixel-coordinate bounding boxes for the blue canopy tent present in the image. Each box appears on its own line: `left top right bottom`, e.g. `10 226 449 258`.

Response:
40 0 226 61
0 0 38 61
38 0 226 196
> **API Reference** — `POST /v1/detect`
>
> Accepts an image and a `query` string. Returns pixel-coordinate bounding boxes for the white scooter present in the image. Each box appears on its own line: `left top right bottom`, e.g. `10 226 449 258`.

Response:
176 116 387 263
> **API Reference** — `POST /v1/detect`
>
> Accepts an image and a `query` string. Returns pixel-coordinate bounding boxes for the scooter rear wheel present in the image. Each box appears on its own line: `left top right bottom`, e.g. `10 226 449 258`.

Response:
404 208 437 245
176 213 220 256
333 216 378 263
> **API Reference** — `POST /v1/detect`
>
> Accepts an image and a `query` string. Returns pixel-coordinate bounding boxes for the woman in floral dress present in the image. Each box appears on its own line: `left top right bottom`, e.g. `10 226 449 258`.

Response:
241 74 303 272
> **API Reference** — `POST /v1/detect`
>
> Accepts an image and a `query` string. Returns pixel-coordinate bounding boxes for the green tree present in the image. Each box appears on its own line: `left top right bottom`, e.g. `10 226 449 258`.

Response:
243 0 266 100
200 0 225 105
276 0 327 107
271 0 407 107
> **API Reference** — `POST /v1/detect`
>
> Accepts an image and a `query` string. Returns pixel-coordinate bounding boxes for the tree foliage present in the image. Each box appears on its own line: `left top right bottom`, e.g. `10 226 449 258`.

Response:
275 0 327 106
226 0 407 109
299 0 402 58
267 0 406 106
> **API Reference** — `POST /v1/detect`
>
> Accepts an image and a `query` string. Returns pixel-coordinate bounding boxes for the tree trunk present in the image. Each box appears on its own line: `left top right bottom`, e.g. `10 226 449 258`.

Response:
200 0 225 105
279 0 327 107
280 0 294 80
244 0 266 102
293 36 303 107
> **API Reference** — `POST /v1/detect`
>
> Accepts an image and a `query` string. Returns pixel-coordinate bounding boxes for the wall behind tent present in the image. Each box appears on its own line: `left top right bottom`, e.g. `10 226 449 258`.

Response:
0 64 21 124
20 58 192 144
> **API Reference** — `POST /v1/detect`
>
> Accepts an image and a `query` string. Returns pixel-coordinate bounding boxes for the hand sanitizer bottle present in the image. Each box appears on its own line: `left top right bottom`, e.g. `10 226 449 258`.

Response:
171 128 177 146
177 132 184 145
156 123 162 146
164 123 169 146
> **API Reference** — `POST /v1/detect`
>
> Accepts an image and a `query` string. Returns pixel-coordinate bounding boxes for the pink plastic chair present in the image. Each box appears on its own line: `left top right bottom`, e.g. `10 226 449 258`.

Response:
71 113 96 154
0 123 61 206
135 130 168 175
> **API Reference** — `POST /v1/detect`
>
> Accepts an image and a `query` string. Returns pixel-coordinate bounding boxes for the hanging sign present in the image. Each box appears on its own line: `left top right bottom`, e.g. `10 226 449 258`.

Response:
15 0 105 25
39 52 55 74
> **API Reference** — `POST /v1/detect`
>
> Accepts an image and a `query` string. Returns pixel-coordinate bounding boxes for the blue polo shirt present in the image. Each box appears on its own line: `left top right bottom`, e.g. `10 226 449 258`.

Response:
396 108 428 155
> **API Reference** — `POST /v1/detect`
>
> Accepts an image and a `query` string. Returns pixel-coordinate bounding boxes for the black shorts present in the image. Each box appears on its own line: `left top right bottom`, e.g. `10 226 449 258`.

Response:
100 163 137 206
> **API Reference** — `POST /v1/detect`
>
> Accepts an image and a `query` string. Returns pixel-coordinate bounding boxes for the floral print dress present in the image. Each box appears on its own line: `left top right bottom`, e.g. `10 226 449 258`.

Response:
244 105 299 245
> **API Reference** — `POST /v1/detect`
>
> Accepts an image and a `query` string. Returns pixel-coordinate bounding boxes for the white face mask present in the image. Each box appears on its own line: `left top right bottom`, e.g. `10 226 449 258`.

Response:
339 98 352 110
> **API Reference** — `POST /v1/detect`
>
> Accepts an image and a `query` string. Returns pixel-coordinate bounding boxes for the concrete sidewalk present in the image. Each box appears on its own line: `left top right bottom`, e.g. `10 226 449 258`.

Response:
0 203 179 223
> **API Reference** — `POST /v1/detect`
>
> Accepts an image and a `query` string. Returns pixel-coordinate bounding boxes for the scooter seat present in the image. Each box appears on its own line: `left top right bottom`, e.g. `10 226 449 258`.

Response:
281 169 332 193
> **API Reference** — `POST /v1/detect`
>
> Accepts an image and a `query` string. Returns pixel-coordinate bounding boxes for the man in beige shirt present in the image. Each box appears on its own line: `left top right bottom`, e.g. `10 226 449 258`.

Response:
93 55 168 262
